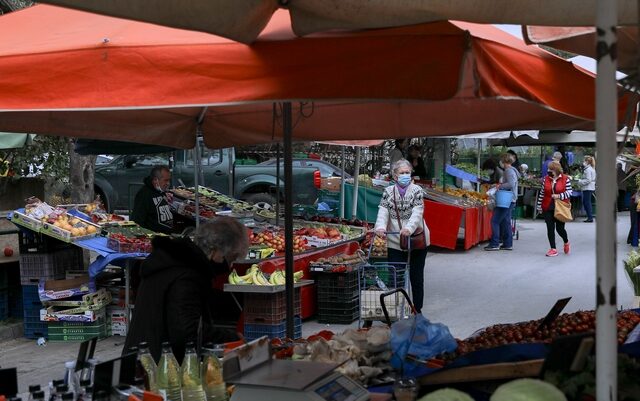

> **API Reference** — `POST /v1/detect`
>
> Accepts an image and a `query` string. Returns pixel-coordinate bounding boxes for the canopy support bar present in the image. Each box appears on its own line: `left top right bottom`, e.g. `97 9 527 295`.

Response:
352 147 361 219
595 0 618 399
283 102 295 339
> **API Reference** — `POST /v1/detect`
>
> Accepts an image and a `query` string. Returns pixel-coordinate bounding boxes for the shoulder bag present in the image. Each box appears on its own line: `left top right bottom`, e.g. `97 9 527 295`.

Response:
553 178 573 222
393 188 427 250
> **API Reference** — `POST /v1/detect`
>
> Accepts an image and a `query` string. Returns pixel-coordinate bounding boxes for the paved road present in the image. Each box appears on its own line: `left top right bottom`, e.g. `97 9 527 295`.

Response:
1 213 637 393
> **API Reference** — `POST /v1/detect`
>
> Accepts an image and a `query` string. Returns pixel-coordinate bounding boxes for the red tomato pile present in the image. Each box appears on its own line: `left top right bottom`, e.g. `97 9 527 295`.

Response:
107 233 152 253
449 310 640 359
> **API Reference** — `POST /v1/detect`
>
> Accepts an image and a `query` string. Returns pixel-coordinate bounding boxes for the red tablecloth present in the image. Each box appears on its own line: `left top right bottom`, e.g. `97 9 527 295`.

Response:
424 200 491 250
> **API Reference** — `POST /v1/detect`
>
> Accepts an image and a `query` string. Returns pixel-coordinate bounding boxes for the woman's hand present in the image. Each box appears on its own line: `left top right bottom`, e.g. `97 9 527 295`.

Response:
400 228 411 237
551 194 560 199
375 229 386 237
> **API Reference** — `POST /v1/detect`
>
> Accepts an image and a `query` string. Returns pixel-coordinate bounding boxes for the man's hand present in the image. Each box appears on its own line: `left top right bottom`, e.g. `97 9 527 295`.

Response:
400 228 411 237
375 229 386 237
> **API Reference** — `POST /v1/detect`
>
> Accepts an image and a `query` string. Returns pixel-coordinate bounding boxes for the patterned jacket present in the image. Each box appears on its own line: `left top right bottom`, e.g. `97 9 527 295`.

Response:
375 184 430 250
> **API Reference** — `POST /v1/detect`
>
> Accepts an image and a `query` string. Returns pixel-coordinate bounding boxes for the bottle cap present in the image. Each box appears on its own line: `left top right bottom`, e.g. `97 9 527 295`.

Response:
161 341 170 346
64 361 76 369
32 391 45 399
29 385 41 393
80 379 91 387
56 384 69 393
61 393 74 401
138 341 148 347
52 380 65 386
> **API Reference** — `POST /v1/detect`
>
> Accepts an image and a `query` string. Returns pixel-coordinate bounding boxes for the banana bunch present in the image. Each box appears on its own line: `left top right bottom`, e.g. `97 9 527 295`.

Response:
228 265 305 286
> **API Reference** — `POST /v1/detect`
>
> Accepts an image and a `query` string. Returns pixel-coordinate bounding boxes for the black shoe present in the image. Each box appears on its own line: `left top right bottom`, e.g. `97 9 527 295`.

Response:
484 245 500 251
499 246 513 250
584 219 594 223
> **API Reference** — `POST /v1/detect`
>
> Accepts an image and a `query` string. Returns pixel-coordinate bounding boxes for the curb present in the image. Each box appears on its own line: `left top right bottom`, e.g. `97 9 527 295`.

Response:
0 321 24 341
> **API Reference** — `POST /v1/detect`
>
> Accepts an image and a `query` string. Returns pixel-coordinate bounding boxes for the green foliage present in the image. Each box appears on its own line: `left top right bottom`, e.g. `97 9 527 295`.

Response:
624 250 640 296
0 135 70 181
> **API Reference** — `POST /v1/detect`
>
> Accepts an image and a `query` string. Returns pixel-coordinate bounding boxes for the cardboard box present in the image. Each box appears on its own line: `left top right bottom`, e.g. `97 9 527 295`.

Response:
40 308 101 323
41 219 100 243
321 177 342 192
11 210 43 232
39 275 96 302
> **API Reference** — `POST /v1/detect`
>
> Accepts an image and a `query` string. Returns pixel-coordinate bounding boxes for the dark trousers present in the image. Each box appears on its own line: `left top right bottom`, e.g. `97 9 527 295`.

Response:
490 203 514 248
618 190 627 212
629 206 639 246
582 190 594 220
543 210 569 249
387 247 428 313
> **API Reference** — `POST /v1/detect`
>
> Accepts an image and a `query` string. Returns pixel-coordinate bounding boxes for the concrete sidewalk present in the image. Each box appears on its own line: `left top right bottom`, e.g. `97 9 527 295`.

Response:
1 213 637 393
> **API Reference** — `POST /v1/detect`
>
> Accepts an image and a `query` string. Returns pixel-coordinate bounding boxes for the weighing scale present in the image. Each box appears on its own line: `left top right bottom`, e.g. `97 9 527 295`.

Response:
223 338 370 401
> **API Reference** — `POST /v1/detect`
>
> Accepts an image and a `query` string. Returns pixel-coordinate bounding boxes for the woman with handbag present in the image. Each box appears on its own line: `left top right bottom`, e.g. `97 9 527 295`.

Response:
375 159 430 313
536 161 573 257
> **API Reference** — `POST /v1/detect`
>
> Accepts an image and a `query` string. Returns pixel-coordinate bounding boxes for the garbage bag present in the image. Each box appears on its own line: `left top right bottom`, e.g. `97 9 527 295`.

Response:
390 314 458 377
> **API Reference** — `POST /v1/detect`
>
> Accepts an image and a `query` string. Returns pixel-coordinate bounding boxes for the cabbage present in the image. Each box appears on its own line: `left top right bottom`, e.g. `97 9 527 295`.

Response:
419 388 474 401
491 378 567 401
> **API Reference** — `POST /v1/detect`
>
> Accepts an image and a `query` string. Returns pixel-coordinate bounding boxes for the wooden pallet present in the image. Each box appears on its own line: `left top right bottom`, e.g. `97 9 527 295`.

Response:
419 359 544 386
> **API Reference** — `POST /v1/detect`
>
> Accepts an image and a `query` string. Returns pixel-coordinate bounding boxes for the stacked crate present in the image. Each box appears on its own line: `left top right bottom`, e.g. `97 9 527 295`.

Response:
0 269 7 320
316 269 359 324
18 230 84 339
47 309 108 342
243 289 302 340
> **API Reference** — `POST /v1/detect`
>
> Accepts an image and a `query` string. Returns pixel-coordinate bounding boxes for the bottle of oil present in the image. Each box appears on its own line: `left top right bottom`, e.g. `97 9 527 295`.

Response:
137 342 158 392
181 342 205 401
156 342 182 401
201 344 227 401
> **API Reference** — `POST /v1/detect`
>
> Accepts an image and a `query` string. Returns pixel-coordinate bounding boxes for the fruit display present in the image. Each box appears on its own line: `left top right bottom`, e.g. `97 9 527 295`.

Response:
443 310 640 360
307 215 370 229
170 186 256 215
227 264 304 286
309 251 365 272
423 187 487 208
104 225 159 253
519 175 543 189
249 230 309 254
46 213 99 237
361 233 387 257
174 200 216 220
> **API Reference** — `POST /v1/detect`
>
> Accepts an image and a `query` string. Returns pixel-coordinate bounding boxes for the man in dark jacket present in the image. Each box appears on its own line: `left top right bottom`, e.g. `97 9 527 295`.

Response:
130 166 174 234
123 217 249 362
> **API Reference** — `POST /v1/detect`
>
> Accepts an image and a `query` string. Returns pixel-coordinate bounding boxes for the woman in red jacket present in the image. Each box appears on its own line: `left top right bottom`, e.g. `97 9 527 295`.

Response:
536 161 573 257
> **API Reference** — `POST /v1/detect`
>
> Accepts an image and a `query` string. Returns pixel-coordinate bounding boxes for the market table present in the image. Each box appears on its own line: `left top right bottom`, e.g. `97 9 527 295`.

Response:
423 200 491 250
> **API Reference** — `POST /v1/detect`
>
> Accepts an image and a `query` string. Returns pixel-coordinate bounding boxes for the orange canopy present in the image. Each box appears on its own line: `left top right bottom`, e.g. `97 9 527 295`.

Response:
0 5 633 149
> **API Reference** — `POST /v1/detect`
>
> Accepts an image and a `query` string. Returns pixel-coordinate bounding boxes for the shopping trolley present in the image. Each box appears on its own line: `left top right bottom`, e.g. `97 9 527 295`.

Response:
359 232 412 328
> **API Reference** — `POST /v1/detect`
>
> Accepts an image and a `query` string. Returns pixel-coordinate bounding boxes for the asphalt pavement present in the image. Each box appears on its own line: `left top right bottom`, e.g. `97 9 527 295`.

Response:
1 212 638 393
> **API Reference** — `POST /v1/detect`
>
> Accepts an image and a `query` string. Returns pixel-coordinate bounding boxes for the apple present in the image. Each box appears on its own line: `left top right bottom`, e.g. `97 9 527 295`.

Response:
4 247 13 257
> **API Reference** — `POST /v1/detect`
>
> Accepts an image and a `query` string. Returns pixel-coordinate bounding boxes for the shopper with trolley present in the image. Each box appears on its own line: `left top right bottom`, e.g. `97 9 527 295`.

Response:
374 159 430 313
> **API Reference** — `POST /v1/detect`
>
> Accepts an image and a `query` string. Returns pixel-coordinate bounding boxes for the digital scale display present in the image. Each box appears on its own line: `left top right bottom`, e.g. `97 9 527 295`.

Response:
315 380 353 401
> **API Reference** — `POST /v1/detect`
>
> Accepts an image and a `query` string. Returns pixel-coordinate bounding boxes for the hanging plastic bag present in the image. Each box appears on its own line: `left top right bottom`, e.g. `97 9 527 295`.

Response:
390 314 458 377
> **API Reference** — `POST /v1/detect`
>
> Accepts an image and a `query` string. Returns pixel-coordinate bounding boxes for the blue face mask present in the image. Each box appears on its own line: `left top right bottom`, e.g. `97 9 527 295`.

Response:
397 173 412 187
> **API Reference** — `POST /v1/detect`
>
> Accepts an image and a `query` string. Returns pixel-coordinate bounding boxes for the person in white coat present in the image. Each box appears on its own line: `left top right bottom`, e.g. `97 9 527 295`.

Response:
375 159 430 312
580 155 596 222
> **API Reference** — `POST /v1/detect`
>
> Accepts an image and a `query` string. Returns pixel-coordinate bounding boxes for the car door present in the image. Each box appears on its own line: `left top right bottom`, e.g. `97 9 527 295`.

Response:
178 147 227 192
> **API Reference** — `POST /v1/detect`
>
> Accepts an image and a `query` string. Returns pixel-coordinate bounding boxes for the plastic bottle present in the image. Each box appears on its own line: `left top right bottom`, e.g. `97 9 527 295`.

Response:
137 342 158 392
63 361 79 396
49 380 64 401
28 385 41 401
79 358 99 385
156 342 182 401
32 391 45 401
76 380 91 401
201 344 227 401
181 342 205 401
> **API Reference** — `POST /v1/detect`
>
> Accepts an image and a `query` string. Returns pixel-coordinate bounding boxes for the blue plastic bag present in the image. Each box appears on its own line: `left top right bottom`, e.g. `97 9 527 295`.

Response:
390 314 458 377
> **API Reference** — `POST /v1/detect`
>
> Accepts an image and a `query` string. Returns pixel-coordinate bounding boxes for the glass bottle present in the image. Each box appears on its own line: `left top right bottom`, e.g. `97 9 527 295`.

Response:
63 361 79 396
201 344 227 401
28 385 41 401
137 342 158 392
181 342 205 401
156 342 182 401
32 391 45 401
49 380 64 401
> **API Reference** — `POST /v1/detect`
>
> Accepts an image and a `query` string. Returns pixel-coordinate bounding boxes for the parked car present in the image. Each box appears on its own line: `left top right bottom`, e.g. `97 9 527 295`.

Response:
258 158 352 179
94 147 320 212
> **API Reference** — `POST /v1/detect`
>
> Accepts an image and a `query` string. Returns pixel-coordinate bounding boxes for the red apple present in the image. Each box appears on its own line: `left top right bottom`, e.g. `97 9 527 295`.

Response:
4 247 13 257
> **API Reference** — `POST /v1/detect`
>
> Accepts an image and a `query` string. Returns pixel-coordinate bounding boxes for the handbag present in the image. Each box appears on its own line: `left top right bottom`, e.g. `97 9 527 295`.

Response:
393 189 427 250
552 178 573 222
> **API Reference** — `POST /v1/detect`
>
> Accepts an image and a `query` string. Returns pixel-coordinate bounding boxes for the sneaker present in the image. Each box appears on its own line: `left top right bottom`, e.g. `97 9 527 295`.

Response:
584 219 593 223
563 242 570 254
499 245 513 250
546 249 559 257
484 245 500 251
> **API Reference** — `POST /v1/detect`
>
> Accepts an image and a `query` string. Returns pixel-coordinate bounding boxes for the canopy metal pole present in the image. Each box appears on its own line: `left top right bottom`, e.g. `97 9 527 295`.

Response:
282 102 295 339
351 147 361 219
194 129 201 229
340 146 346 219
276 142 281 226
595 0 618 399
476 139 481 192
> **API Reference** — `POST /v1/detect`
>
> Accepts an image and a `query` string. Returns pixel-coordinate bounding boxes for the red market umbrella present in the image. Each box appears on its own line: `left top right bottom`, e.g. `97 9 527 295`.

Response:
0 5 632 150
40 0 640 44
524 25 639 74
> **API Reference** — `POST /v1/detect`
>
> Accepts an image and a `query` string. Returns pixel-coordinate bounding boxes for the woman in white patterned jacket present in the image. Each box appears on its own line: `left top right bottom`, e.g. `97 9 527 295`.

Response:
375 159 430 313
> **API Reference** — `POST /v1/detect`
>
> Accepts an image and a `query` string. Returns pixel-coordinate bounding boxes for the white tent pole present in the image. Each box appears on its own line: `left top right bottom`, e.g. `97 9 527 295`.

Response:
340 146 346 219
351 147 361 219
595 0 618 399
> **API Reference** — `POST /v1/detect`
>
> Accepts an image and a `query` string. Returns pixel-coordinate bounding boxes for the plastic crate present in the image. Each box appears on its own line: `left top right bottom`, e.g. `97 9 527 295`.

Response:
317 304 359 324
243 289 302 323
24 305 48 339
18 230 72 254
19 247 84 285
244 316 302 341
22 284 41 304
315 270 358 289
8 286 22 318
317 296 359 313
48 322 107 337
48 331 108 342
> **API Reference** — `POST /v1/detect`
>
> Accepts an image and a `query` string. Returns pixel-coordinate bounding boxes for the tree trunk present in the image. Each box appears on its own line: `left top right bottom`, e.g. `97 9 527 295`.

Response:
68 139 97 204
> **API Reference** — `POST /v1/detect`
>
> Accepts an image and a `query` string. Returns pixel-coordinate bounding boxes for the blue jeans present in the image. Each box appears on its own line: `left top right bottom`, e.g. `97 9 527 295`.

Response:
582 190 594 220
490 203 514 248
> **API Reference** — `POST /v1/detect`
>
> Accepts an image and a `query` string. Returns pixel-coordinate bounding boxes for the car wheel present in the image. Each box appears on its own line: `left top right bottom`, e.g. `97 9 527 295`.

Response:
95 188 110 212
246 193 277 211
